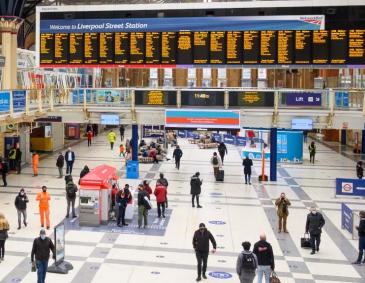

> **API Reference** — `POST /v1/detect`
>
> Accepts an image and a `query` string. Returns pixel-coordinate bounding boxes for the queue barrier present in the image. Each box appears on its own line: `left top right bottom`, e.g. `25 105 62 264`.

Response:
335 178 365 197
341 203 360 240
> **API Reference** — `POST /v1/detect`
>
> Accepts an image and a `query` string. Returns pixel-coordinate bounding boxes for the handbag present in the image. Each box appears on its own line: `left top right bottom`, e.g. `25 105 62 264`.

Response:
270 271 281 283
301 233 312 249
31 262 36 272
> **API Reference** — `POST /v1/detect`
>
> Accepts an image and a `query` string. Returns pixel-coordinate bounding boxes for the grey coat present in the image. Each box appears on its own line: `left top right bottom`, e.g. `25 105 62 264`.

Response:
236 250 258 283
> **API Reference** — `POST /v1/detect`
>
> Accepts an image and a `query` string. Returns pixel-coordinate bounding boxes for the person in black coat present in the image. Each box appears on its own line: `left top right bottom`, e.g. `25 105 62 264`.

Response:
0 157 8 187
192 223 217 282
79 165 90 184
353 211 365 264
64 147 75 175
15 188 29 229
242 156 253 185
15 148 22 174
172 145 183 170
305 207 325 255
56 152 64 178
218 142 228 165
356 161 363 179
116 185 131 227
119 125 125 142
190 172 202 208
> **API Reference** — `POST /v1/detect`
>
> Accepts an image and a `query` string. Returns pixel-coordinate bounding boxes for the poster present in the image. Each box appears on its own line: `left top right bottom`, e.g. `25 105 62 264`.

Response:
0 91 10 112
12 90 26 112
55 223 65 263
96 89 121 103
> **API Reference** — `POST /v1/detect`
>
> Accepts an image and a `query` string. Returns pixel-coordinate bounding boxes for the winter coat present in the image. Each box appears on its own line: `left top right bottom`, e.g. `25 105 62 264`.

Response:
305 212 325 235
154 185 167 203
192 229 217 252
242 158 253 175
15 193 29 210
56 154 64 168
275 197 291 217
190 175 202 195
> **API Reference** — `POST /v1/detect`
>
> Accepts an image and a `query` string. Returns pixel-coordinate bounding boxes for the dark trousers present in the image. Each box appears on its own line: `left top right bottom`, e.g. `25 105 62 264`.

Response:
175 158 181 169
117 204 126 225
120 134 124 141
88 139 91 146
0 239 5 258
165 197 168 208
157 202 165 217
16 160 21 174
66 197 76 217
110 142 114 150
356 236 365 262
2 172 7 186
310 233 321 251
66 161 74 175
9 159 15 170
192 194 200 207
36 260 48 283
195 251 209 277
310 153 315 163
219 152 225 164
245 173 251 184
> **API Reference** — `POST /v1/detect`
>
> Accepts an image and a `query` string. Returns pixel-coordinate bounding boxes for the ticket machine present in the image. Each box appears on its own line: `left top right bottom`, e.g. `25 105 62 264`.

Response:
79 165 118 226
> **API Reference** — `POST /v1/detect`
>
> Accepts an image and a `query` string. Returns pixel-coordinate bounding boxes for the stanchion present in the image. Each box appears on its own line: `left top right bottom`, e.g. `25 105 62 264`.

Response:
259 149 268 182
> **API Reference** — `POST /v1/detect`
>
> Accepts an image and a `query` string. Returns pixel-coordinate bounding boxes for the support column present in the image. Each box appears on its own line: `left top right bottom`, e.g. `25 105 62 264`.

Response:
362 130 365 154
132 124 139 161
341 129 347 145
270 128 277 181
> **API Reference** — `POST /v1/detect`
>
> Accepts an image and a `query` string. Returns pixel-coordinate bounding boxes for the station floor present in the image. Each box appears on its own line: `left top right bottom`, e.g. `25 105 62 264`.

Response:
0 130 364 283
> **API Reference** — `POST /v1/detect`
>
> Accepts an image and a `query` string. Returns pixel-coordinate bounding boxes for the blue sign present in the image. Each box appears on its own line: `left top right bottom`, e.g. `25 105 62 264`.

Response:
341 203 353 234
208 221 226 225
236 136 247 146
187 131 194 138
223 134 236 145
285 92 322 106
212 133 222 142
335 92 349 108
72 89 92 104
178 130 187 138
208 272 232 279
336 178 365 197
12 90 26 113
0 91 10 112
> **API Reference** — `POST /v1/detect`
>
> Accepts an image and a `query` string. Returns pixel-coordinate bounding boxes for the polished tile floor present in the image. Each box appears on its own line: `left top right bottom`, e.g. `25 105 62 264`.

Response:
0 130 363 283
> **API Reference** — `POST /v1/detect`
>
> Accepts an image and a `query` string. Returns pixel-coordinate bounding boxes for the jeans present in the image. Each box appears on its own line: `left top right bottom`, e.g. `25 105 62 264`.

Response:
66 161 74 175
175 158 181 169
36 260 48 283
310 233 321 251
17 209 27 227
257 265 271 283
0 239 5 258
356 236 365 262
192 194 200 207
138 206 148 227
157 202 165 217
66 197 76 217
195 251 208 278
58 167 63 178
117 204 126 225
245 173 251 184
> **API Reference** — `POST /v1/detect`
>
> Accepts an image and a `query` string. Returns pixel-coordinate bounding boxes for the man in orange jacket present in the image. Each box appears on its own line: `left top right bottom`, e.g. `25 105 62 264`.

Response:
32 152 39 177
36 186 51 229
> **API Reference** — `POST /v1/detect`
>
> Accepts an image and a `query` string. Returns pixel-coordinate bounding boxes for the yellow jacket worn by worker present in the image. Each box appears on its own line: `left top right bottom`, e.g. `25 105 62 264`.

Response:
108 131 116 143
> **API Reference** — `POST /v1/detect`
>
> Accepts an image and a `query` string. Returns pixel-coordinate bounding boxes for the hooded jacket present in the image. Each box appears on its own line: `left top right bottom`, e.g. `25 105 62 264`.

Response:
190 174 202 195
15 192 29 210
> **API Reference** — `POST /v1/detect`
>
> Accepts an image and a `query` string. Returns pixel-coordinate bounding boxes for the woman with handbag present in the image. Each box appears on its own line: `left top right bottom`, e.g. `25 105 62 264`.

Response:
0 213 10 261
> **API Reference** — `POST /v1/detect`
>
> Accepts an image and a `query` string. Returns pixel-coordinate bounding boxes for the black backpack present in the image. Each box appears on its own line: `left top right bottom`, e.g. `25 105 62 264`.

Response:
241 253 256 271
66 183 77 198
212 156 218 165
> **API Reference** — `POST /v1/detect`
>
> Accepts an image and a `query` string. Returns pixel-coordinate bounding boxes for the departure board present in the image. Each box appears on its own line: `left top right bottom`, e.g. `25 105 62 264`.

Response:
115 32 129 64
193 32 209 64
130 32 145 64
161 32 176 64
84 33 98 64
69 33 84 64
226 31 242 64
181 90 224 106
260 31 277 64
40 33 54 64
243 31 260 64
348 30 365 64
330 30 347 64
99 32 114 64
145 32 161 64
54 33 68 64
312 30 329 64
177 32 193 64
210 31 225 64
135 90 177 105
278 30 294 64
295 31 311 64
229 91 275 107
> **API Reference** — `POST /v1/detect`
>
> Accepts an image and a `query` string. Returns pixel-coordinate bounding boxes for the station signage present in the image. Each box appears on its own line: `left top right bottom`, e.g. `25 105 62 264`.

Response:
284 92 322 106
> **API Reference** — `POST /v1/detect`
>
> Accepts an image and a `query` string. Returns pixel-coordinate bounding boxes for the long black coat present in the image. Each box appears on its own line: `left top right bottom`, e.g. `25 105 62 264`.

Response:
190 175 202 195
242 158 253 175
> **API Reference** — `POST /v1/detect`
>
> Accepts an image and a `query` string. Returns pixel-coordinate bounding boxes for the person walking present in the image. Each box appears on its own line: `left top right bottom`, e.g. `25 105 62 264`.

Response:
357 161 364 179
192 223 217 282
190 172 203 208
275 192 291 233
65 179 78 218
15 188 29 229
236 241 258 283
65 147 75 175
352 211 365 264
119 144 125 158
56 152 64 178
143 180 153 197
0 158 8 187
305 207 325 255
87 130 93 147
31 229 56 283
218 142 228 165
119 125 125 141
137 184 150 228
32 151 39 177
15 147 22 174
8 146 16 171
309 141 316 164
210 152 222 179
172 145 183 170
242 156 253 185
79 165 90 184
157 173 169 208
36 186 51 229
108 130 117 150
253 233 275 283
116 184 131 227
154 181 167 218
0 213 9 261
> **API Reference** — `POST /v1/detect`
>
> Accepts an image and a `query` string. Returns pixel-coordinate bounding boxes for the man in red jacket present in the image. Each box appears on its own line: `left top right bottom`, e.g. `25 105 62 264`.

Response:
154 181 167 218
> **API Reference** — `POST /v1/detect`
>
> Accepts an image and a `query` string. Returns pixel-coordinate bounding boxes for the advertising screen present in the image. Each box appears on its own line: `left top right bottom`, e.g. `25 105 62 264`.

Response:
291 118 313 130
100 114 120 125
54 223 65 264
96 89 121 103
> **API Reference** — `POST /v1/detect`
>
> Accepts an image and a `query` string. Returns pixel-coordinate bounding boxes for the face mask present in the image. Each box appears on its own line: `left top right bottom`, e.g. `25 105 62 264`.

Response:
40 235 46 240
199 228 205 232
20 192 24 196
311 211 317 215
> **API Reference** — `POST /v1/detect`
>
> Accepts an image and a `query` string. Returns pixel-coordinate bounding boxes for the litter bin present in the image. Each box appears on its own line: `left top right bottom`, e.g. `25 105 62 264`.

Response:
126 160 139 179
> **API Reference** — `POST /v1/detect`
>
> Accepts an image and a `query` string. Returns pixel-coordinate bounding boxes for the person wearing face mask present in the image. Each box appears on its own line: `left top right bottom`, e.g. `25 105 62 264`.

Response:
305 207 325 255
31 229 55 283
14 188 29 230
36 186 51 229
275 192 291 233
192 223 217 282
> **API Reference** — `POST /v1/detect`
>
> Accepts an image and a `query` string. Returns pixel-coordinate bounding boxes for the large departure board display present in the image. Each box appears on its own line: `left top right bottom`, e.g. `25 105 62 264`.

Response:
135 90 177 105
39 29 365 66
181 91 224 106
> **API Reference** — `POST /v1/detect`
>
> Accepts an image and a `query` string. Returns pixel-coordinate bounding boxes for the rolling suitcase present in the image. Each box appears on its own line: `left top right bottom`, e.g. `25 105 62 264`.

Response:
300 233 312 249
216 169 224 181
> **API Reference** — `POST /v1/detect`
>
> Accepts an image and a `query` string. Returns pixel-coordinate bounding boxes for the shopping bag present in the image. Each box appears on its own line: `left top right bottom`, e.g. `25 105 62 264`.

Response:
301 233 312 249
270 271 281 283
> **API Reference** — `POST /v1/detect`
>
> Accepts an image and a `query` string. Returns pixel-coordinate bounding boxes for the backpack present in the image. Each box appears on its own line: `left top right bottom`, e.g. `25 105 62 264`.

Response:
212 156 218 165
66 183 77 198
241 253 256 271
